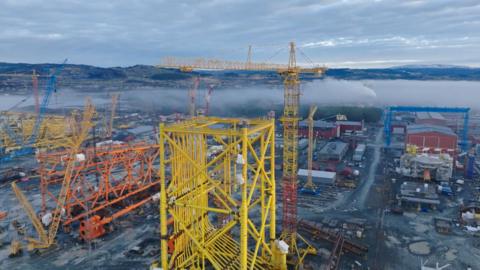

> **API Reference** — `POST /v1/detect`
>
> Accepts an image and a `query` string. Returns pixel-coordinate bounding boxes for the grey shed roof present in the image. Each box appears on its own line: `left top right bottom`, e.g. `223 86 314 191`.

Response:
299 120 336 129
336 121 362 126
319 141 348 155
407 124 457 137
416 112 445 120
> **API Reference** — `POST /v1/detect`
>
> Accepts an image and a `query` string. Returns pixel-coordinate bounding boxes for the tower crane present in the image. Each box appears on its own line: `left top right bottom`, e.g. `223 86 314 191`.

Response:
246 45 252 69
32 70 39 115
300 105 318 195
278 42 322 267
107 93 118 138
157 42 326 268
300 112 346 195
204 84 214 116
11 98 95 250
188 77 200 116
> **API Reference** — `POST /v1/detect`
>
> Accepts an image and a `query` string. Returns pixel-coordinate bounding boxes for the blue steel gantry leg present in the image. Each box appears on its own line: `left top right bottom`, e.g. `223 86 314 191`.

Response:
384 108 392 147
461 111 469 152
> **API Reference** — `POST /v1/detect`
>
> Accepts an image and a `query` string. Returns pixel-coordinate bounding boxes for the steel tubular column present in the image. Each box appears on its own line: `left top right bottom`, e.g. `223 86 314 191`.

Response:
157 117 280 270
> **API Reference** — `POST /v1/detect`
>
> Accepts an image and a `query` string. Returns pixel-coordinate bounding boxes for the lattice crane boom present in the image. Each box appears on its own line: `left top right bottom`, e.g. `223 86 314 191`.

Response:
304 105 317 190
46 98 95 246
11 182 48 249
157 45 327 75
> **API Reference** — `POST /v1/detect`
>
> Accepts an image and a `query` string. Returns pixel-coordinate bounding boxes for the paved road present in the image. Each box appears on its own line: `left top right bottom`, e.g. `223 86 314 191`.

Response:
354 127 383 210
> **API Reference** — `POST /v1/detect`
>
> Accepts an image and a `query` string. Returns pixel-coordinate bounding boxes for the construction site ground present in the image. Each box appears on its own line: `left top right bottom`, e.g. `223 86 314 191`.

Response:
0 174 160 270
1 103 480 269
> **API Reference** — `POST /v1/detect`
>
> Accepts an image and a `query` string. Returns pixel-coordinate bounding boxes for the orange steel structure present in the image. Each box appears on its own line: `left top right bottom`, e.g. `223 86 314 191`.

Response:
38 143 160 240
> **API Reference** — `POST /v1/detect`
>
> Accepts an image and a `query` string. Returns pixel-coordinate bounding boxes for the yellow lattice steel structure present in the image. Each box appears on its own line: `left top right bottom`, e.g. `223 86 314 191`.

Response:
0 112 72 151
157 117 286 270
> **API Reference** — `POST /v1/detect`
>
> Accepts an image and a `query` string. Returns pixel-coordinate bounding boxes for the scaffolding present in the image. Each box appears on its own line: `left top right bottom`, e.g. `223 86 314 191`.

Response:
157 117 285 270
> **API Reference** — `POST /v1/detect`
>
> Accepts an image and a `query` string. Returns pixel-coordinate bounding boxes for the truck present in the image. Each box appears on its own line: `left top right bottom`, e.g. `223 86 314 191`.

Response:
353 144 366 162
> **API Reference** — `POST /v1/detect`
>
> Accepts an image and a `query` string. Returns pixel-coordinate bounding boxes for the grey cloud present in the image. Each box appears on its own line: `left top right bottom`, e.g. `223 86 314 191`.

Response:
0 0 479 67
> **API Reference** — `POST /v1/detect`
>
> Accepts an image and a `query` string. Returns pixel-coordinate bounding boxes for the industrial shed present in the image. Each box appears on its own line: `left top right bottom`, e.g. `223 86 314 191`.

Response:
318 141 349 161
336 121 363 134
299 120 338 139
406 124 457 153
297 169 336 185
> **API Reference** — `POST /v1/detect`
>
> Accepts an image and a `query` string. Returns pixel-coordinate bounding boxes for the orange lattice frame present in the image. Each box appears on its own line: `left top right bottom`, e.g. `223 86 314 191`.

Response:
38 143 160 240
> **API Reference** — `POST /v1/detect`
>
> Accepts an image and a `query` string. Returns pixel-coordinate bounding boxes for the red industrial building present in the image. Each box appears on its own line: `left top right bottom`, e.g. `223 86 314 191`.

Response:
406 124 457 154
299 120 338 139
298 120 364 139
336 121 363 134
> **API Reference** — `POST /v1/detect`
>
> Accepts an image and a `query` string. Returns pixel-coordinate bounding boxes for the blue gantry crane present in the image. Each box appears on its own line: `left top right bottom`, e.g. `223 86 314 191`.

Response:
0 59 67 162
384 106 470 152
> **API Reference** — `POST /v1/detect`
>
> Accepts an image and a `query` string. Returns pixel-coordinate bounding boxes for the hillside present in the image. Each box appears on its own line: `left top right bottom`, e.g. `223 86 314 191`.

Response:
1 62 480 95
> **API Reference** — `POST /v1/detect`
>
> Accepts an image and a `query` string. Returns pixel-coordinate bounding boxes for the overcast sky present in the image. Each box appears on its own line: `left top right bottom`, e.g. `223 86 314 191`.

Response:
1 0 479 68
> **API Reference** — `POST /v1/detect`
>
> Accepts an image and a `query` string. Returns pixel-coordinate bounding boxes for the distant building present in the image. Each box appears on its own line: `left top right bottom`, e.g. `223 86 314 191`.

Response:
406 124 457 153
298 120 338 139
318 141 349 161
298 120 364 139
336 121 363 134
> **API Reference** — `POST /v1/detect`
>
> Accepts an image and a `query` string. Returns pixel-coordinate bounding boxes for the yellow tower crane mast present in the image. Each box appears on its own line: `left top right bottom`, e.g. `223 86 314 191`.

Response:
302 105 317 192
278 42 318 267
